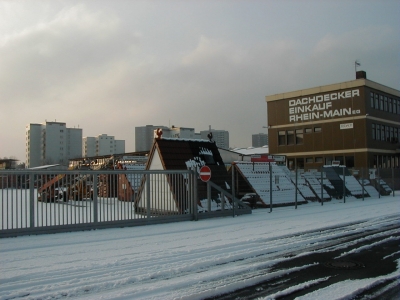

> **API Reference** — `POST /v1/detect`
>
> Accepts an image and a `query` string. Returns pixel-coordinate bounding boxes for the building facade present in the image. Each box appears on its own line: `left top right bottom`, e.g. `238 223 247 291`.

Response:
266 71 400 170
26 121 82 168
135 125 229 151
162 126 197 139
135 125 169 152
83 134 125 157
200 128 229 149
252 133 269 147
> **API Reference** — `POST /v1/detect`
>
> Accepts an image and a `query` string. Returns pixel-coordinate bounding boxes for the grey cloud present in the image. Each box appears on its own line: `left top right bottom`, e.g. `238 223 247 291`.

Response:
0 4 139 106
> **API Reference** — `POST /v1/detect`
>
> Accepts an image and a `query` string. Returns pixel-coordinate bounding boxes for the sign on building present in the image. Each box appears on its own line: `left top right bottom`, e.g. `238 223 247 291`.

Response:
340 123 354 130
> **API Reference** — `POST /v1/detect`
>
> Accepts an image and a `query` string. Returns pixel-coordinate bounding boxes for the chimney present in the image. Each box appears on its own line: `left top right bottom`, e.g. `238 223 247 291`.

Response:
356 70 367 79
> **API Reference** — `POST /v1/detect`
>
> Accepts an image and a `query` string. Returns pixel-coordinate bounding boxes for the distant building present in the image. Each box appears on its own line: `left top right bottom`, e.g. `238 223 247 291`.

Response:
135 125 169 152
162 126 198 139
0 159 18 169
135 125 229 151
83 134 125 157
26 121 82 168
252 133 269 147
200 127 229 149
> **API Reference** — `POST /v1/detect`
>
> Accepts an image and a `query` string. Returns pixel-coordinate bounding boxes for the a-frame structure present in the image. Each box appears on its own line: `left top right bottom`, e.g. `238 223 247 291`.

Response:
135 138 232 214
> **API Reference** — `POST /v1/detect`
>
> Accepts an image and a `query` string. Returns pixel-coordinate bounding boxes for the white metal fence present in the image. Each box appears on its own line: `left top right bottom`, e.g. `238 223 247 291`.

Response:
0 169 252 237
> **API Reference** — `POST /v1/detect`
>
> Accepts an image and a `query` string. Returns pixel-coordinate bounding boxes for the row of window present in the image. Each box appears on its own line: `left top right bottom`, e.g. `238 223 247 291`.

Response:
371 124 399 143
288 156 354 169
278 127 322 146
370 92 400 114
373 155 400 169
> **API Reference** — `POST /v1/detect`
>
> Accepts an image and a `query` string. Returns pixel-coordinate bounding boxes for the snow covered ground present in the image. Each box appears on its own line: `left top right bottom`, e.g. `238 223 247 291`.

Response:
1 194 399 300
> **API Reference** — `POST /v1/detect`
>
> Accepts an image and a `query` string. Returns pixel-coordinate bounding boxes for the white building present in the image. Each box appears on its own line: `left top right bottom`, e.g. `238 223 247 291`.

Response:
135 125 202 152
252 133 269 147
26 121 82 168
135 125 169 152
82 134 125 157
200 127 229 149
162 126 198 139
135 125 227 151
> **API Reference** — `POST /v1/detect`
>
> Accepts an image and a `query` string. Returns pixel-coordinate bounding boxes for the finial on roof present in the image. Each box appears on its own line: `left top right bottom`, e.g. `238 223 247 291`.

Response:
207 132 214 143
156 128 163 139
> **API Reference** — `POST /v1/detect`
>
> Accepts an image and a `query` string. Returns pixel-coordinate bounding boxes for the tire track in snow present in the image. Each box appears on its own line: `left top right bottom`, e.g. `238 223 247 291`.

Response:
1 215 398 300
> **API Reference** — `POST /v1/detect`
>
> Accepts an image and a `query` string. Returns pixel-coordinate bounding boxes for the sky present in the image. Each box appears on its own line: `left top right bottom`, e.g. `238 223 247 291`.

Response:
1 193 399 299
1 0 399 162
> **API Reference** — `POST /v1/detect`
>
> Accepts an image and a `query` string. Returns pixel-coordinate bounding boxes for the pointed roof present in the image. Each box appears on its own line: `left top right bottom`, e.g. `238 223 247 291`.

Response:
147 138 231 200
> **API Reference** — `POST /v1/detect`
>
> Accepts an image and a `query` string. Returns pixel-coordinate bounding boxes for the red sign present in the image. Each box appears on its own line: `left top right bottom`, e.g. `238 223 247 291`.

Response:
199 165 211 182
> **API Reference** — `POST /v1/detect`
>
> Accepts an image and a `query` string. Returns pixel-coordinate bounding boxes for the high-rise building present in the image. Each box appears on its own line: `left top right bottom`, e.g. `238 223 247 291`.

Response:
135 125 169 152
135 125 228 151
200 127 229 149
25 121 82 168
83 134 125 157
252 133 269 147
162 126 197 139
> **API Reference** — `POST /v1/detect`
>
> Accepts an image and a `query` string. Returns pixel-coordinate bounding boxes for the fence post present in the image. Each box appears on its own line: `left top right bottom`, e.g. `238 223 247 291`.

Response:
93 172 98 224
343 166 346 203
321 167 323 206
361 168 365 201
378 167 381 199
232 164 235 217
146 174 151 219
29 172 35 228
207 181 211 213
295 168 298 209
187 170 192 216
269 162 272 213
392 167 395 197
194 171 198 221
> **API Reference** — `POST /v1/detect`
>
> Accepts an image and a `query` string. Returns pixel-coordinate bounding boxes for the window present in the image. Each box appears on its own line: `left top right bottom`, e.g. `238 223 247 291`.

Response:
374 94 379 109
334 156 344 165
389 98 393 113
278 131 286 146
306 157 313 163
314 127 321 132
386 126 390 142
376 124 380 140
397 99 400 114
305 128 312 133
381 125 385 141
394 99 397 114
315 157 323 163
372 124 375 140
296 158 304 169
287 130 294 145
384 96 388 111
296 129 303 144
379 95 384 110
345 156 354 168
370 92 374 108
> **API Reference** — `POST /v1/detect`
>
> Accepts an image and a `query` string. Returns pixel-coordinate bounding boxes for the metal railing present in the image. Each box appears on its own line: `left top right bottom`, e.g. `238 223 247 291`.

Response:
0 169 251 237
232 163 399 210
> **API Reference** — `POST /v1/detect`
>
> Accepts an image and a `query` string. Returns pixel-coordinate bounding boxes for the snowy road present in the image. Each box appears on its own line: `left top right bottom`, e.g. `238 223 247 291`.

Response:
1 196 399 300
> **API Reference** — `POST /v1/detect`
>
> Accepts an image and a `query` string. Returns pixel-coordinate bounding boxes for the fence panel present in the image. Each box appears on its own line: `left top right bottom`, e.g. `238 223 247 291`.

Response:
0 169 198 237
1 168 251 237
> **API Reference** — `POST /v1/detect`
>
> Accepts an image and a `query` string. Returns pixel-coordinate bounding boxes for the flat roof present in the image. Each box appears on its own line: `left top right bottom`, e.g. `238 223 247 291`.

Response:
266 78 400 102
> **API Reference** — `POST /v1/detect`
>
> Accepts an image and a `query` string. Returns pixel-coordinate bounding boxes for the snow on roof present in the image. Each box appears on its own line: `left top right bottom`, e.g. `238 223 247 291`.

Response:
230 146 269 155
161 137 210 142
28 164 63 170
